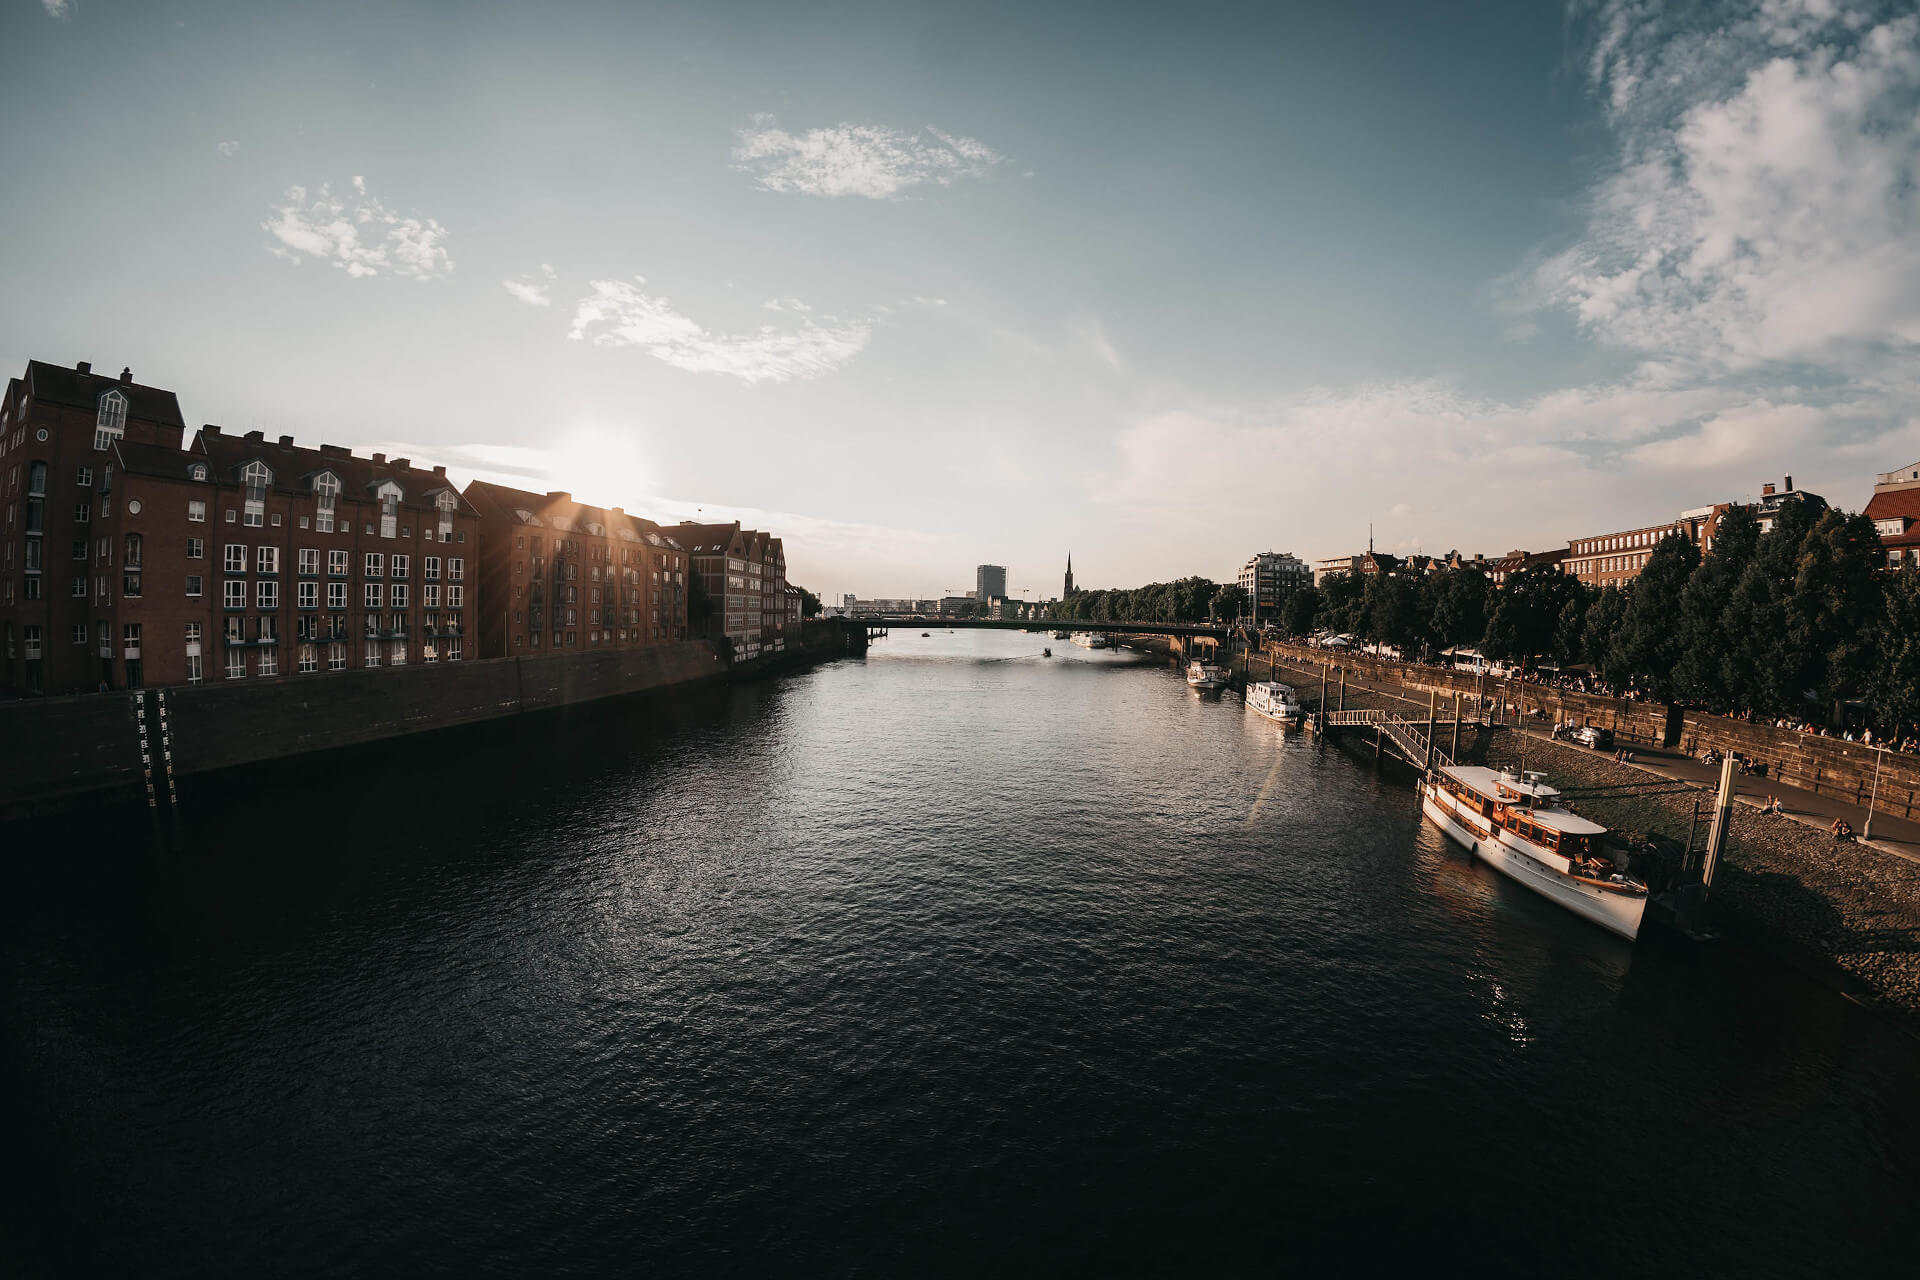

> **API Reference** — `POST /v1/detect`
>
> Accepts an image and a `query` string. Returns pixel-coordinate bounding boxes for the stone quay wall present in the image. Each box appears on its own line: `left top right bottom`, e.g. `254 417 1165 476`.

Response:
1263 640 1920 821
0 642 728 819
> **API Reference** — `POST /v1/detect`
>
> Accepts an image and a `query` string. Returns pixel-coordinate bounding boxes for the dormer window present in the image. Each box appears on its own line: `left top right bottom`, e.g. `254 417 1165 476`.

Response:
377 480 402 539
241 460 272 527
94 391 128 450
189 463 208 482
313 471 341 532
434 489 456 542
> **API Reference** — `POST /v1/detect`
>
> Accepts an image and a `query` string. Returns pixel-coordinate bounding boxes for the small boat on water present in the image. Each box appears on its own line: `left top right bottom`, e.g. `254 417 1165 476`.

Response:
1185 659 1230 690
921 632 930 637
1420 765 1648 940
1042 647 1052 657
1052 629 1071 640
1245 681 1303 723
1072 632 1111 650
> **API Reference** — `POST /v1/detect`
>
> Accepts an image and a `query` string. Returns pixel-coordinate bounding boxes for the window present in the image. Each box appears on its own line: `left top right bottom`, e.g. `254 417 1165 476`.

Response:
257 546 279 574
242 460 271 526
435 489 456 541
423 555 440 580
26 460 46 494
328 581 346 609
364 582 382 608
190 463 207 482
94 391 127 449
327 549 348 576
448 584 465 609
298 643 317 673
72 539 87 560
390 554 409 579
71 577 86 597
448 557 464 581
226 650 246 680
424 583 440 609
258 647 278 677
313 472 341 532
390 583 408 609
365 552 383 577
76 466 92 487
377 481 401 538
328 642 346 671
447 636 463 661
74 502 89 523
225 544 247 573
364 639 381 668
186 653 203 683
224 579 245 608
188 500 205 523
390 637 407 666
186 574 203 598
257 580 278 609
298 548 318 575
298 581 317 609
72 623 87 644
182 537 203 562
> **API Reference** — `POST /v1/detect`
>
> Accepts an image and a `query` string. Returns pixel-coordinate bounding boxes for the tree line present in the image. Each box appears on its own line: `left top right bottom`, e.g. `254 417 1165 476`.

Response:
1051 577 1247 624
1281 502 1914 725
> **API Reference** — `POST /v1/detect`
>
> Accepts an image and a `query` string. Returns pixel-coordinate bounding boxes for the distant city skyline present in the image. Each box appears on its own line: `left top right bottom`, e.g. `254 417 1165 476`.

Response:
5 1 1917 597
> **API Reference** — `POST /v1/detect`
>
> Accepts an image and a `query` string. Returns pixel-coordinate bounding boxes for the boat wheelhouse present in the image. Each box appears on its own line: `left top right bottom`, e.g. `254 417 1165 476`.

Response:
1071 632 1111 649
1420 765 1648 940
1245 681 1303 723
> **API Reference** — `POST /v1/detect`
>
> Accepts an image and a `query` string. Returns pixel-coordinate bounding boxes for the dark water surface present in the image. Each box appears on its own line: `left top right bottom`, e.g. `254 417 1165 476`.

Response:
7 630 1920 1276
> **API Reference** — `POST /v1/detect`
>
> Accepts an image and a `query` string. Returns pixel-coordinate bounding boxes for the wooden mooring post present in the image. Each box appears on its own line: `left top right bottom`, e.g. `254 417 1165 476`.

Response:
1451 692 1462 761
1339 670 1346 713
1425 689 1438 771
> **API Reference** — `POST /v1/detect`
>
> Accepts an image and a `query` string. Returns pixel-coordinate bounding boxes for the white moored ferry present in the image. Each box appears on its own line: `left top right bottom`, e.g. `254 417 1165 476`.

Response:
1245 681 1303 723
1186 659 1230 689
1420 765 1648 940
1071 631 1111 650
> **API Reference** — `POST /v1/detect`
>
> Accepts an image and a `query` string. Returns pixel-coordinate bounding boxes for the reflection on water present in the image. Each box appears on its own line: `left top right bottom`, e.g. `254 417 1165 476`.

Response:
4 629 1918 1277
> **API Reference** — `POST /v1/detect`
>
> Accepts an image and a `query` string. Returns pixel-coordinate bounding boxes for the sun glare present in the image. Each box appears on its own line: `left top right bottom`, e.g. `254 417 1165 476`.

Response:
545 426 653 509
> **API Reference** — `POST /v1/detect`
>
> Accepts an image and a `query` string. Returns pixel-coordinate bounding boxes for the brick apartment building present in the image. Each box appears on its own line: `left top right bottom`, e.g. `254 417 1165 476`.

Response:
1866 462 1920 568
1565 476 1821 587
462 480 689 658
675 521 789 658
0 358 479 694
1237 551 1310 625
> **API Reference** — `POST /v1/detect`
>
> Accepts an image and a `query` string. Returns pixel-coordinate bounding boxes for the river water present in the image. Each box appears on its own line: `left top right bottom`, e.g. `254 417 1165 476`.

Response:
6 629 1919 1276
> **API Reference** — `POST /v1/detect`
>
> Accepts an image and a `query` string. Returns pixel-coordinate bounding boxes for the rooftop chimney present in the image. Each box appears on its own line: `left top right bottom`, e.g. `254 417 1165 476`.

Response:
320 444 350 458
278 434 294 447
1785 474 1793 492
75 361 91 375
119 367 132 384
546 490 571 502
371 452 387 465
432 464 446 477
390 457 411 471
244 429 265 443
201 424 222 436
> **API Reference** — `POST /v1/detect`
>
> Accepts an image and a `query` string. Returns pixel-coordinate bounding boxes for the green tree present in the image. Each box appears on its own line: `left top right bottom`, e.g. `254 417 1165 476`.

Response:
1613 533 1701 700
798 588 822 618
1673 506 1759 708
1430 569 1491 650
1281 584 1321 637
1582 585 1629 686
1319 571 1365 636
1484 564 1583 664
1791 509 1885 710
1364 571 1420 653
1213 582 1248 621
1871 565 1920 731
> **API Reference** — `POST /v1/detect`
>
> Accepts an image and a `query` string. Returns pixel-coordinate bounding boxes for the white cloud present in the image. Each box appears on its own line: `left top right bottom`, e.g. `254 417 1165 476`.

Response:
1544 5 1920 372
215 140 239 159
42 1 73 19
568 277 870 383
504 264 557 308
731 115 1004 199
263 176 452 280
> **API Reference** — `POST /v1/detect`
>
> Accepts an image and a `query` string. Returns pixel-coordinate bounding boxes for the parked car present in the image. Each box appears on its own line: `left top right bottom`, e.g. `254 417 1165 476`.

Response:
1572 725 1615 750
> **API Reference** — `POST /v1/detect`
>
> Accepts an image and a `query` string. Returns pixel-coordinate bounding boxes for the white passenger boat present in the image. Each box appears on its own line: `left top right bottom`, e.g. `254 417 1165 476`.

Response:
1071 632 1111 649
1185 659 1230 689
1245 680 1303 723
1420 765 1648 940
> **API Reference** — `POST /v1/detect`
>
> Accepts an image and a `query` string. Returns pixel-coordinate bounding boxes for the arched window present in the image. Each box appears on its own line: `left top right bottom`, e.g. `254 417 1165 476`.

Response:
27 461 47 495
313 471 340 532
242 460 272 527
190 463 208 482
94 391 127 449
377 481 402 539
435 489 456 542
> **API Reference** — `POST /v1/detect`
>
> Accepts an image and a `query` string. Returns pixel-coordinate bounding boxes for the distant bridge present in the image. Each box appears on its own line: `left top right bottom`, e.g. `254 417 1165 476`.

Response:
861 615 1235 639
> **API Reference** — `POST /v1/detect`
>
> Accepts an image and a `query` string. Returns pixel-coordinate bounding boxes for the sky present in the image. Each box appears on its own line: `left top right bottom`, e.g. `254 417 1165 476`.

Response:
4 0 1918 602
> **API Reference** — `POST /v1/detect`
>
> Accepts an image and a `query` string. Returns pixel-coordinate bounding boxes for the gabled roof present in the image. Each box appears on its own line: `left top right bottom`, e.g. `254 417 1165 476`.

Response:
462 478 667 543
674 521 745 556
189 428 478 516
24 360 185 428
1865 488 1920 525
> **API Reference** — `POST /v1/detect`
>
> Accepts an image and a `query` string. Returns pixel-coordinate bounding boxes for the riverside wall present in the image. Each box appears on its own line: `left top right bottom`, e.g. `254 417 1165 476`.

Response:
1263 640 1920 821
0 642 746 820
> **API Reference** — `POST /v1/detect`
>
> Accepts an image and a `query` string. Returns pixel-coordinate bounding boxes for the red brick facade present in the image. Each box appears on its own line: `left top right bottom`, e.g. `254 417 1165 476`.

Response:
462 481 688 659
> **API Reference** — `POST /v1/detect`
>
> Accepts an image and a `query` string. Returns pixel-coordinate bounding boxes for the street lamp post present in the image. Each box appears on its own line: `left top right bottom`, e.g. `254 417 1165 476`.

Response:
1864 745 1886 840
